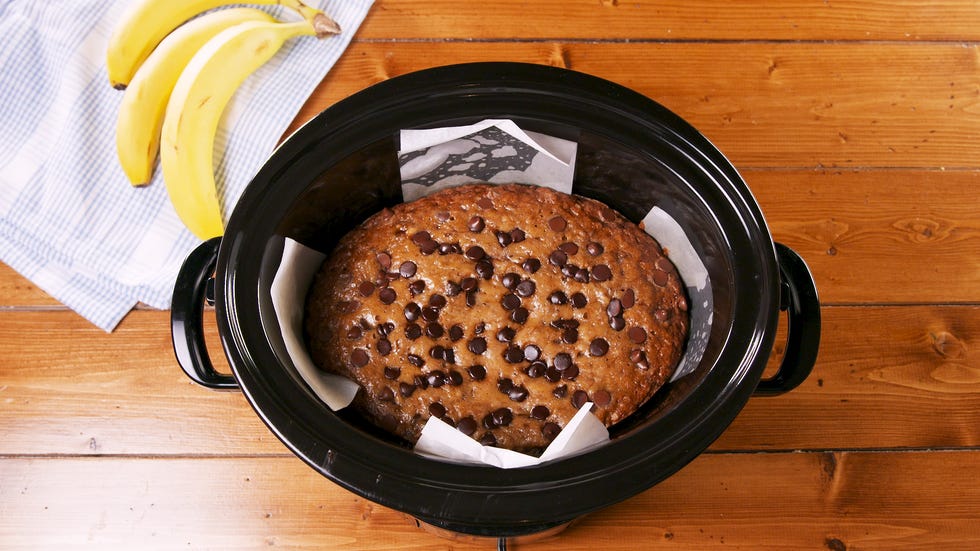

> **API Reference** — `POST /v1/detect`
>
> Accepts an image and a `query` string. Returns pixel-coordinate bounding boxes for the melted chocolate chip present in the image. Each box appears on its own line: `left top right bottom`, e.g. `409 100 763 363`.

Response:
561 327 579 344
428 294 447 309
628 326 648 343
551 318 580 330
448 324 464 342
351 348 369 367
492 407 514 426
411 231 431 245
468 216 485 232
530 405 550 420
429 345 445 360
542 422 561 441
559 242 579 255
457 416 477 435
445 280 462 297
570 292 588 309
510 228 526 243
474 322 486 335
378 288 396 304
467 337 487 355
500 293 521 311
631 349 651 370
544 366 562 383
378 387 395 402
496 326 516 342
399 382 415 397
622 288 636 309
358 281 375 297
503 345 524 363
590 338 610 357
408 280 426 296
475 259 494 280
378 322 394 337
404 302 421 321
573 267 590 283
448 370 464 386
427 370 447 388
464 245 485 260
438 242 460 255
414 375 429 390
549 250 568 267
404 323 422 340
495 230 512 247
465 289 478 307
510 307 529 324
553 384 567 398
425 323 444 339
594 390 612 407
346 326 362 340
548 216 567 232
501 273 520 290
460 277 478 291
610 316 626 331
476 197 493 209
443 348 456 364
592 264 612 282
399 261 417 278
429 402 446 418
572 390 590 409
561 364 579 380
515 279 536 297
467 364 487 380
421 306 440 322
586 242 604 256
377 252 392 269
508 386 529 402
653 269 669 287
523 344 541 362
482 414 497 430
549 290 568 305
497 378 513 394
383 366 401 379
407 353 425 367
561 263 578 278
377 338 392 356
607 298 623 318
419 239 438 255
479 432 497 446
526 361 546 378
554 353 572 370
522 257 541 273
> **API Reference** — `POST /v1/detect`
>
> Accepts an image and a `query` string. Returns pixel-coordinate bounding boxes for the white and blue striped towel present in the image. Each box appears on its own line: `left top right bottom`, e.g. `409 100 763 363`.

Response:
0 0 372 331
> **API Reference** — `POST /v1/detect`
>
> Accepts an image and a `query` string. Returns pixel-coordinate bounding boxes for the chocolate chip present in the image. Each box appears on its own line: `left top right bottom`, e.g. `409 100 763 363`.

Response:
495 230 512 247
561 364 579 380
411 231 431 245
573 268 590 283
491 407 513 427
622 288 636 309
607 298 622 318
358 281 375 297
457 417 477 435
554 353 572 370
438 242 460 255
653 269 669 287
503 345 524 363
630 349 650 370
502 273 520 290
399 261 417 278
592 264 612 282
479 432 497 446
500 293 521 311
351 348 369 367
476 197 493 209
425 323 444 339
448 370 464 386
404 302 421 321
610 316 626 331
421 306 440 322
408 280 426 296
523 344 541 362
383 366 401 379
419 240 438 255
510 307 529 324
468 216 485 232
594 390 611 407
548 216 567 232
549 290 568 305
429 402 446 418
383 272 400 285
508 386 529 402
346 326 362 340
405 323 422 340
552 384 567 398
549 250 567 267
378 322 394 336
427 370 447 387
464 245 485 260
445 280 462 296
429 345 445 360
377 252 392 268
467 364 487 380
654 309 671 322
475 259 494 280
378 288 396 304
522 257 541 273
448 324 464 342
561 327 579 344
542 422 561 441
379 387 395 402
544 366 562 383
526 361 546 378
559 242 579 255
482 413 497 430
572 390 590 409
496 326 516 342
561 263 578 278
531 405 550 420
429 294 447 309
407 353 425 367
515 279 536 297
437 211 452 222
474 322 486 335
443 348 456 364
414 375 429 390
461 277 478 291
628 327 648 344
467 337 487 355
377 338 392 356
586 242 604 256
590 338 609 357
399 382 415 397
340 300 360 314
510 228 526 243
550 318 579 330
497 378 513 394
465 289 478 307
358 318 372 330
570 292 587 309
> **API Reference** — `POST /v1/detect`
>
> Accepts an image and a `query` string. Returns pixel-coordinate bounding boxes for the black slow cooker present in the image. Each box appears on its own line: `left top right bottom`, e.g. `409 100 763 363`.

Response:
171 62 820 540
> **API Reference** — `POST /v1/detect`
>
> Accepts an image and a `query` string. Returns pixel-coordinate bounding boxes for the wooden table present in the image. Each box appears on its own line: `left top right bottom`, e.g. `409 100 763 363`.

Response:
3 1 980 548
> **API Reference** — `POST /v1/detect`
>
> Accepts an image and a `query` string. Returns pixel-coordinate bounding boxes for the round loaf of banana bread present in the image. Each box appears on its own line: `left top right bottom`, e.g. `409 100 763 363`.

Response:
304 183 688 454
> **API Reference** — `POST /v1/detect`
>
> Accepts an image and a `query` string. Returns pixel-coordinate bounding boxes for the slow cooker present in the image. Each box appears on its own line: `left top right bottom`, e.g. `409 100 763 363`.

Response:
170 62 820 541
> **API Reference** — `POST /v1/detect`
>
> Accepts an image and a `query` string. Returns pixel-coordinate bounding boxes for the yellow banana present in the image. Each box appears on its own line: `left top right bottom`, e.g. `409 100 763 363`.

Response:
159 19 317 239
115 8 275 186
106 0 339 89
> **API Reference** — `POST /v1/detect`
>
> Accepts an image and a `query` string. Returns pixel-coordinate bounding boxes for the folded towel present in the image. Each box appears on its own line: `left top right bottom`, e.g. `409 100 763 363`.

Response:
0 0 372 330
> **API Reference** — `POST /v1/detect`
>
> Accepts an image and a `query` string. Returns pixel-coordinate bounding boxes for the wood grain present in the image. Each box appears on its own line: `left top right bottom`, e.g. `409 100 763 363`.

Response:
1 450 978 550
1 305 977 456
361 0 980 41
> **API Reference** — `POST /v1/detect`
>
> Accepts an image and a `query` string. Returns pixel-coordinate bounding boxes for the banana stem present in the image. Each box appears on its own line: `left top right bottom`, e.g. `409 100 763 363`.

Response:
281 0 341 38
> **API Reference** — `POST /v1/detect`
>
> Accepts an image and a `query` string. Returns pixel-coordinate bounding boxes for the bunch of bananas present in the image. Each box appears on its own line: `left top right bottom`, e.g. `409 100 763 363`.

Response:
108 0 340 239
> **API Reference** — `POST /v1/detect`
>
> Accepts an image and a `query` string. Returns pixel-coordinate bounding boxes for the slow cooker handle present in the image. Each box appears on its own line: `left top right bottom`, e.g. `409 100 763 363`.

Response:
171 237 238 390
754 243 821 395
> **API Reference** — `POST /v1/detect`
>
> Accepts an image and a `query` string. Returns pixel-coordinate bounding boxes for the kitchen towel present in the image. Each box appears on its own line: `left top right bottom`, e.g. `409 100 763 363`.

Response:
0 0 372 331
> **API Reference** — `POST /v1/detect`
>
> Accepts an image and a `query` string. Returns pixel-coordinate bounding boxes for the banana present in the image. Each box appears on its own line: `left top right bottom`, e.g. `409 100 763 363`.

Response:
159 20 317 239
115 8 275 186
106 0 339 89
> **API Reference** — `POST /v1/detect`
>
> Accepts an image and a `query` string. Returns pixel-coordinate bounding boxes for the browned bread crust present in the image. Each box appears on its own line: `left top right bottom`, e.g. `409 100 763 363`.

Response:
305 183 688 453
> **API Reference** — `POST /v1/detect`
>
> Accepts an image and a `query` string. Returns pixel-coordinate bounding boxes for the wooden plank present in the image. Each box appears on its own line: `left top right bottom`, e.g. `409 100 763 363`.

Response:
1 450 978 549
1 305 978 456
360 0 980 41
0 264 58 307
289 41 980 169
